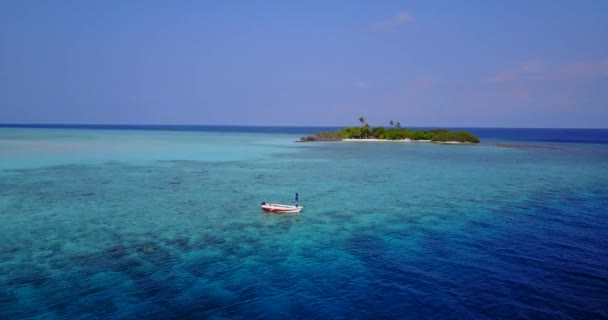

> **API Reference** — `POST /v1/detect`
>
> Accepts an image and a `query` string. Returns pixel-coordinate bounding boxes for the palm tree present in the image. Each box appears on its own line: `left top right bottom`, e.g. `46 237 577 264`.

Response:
390 120 394 127
362 123 370 138
357 117 369 138
396 121 401 128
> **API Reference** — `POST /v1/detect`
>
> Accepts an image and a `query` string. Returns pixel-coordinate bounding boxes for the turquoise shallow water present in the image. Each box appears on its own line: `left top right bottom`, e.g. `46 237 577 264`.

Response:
1 127 608 319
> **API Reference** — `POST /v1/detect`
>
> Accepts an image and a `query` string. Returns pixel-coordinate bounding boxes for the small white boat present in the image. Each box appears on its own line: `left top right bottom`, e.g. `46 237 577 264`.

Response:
261 202 303 213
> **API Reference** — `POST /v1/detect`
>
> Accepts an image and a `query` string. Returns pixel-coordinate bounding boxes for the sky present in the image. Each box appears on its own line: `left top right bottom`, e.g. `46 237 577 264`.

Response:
1 1 607 128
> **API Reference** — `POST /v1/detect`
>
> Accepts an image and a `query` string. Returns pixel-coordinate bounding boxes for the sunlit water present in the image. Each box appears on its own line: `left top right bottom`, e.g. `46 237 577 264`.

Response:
1 127 607 319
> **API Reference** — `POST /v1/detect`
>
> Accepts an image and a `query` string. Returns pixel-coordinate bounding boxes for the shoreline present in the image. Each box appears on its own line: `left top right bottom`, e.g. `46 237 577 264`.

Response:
341 138 469 144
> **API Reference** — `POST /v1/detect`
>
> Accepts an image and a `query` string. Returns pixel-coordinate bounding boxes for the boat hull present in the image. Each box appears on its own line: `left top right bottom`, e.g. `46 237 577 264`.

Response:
261 204 303 213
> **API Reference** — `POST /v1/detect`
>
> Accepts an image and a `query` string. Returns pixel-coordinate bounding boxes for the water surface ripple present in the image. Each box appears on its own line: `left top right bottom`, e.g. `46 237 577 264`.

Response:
1 128 607 319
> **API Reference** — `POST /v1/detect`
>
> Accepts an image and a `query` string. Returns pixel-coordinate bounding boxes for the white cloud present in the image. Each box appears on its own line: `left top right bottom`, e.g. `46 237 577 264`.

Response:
487 59 544 83
560 60 608 80
373 11 413 33
488 59 608 84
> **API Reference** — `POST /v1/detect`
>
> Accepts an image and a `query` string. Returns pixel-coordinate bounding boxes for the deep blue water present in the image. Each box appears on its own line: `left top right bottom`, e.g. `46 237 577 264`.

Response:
1 126 607 319
2 124 608 144
0 124 342 135
463 127 608 144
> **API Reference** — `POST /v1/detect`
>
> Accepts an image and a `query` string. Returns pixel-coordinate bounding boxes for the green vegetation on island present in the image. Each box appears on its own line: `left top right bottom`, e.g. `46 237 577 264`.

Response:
301 117 480 143
430 131 480 143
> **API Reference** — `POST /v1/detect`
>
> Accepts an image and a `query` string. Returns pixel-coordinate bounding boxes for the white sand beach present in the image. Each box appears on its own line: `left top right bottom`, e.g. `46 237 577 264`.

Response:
341 138 465 144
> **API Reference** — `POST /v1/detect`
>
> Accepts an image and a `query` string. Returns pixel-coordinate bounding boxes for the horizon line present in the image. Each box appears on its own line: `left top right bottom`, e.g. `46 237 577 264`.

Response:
1 123 607 130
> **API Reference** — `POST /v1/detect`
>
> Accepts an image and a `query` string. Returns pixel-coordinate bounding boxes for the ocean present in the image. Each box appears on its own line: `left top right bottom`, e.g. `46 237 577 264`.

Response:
1 125 607 319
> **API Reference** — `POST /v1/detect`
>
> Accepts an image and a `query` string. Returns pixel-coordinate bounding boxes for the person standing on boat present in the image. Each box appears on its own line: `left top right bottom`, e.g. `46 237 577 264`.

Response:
295 193 299 207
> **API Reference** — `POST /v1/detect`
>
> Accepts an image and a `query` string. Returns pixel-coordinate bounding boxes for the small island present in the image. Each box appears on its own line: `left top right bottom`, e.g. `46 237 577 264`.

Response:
301 117 480 143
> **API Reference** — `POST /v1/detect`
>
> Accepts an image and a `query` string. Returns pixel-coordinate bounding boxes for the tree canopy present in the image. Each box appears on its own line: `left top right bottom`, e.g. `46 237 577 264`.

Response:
301 118 480 143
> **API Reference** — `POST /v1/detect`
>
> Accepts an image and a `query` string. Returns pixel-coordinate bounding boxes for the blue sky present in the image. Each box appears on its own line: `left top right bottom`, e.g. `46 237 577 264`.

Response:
1 1 607 127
